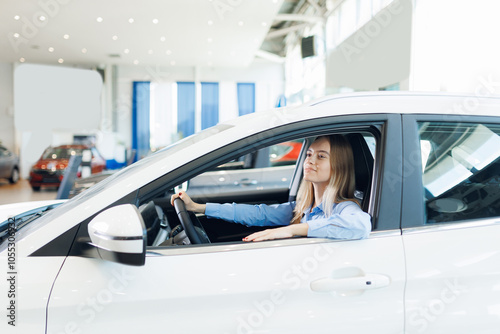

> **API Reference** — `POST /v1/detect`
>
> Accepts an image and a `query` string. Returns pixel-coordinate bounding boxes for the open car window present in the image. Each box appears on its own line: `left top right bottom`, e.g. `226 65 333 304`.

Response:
135 130 377 249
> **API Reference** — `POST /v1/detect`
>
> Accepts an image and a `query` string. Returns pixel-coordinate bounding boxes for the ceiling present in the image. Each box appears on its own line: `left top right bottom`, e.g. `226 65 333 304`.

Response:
0 0 325 68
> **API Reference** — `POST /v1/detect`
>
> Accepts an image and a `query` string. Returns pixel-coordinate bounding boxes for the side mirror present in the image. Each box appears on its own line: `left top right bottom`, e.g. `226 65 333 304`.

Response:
88 204 146 266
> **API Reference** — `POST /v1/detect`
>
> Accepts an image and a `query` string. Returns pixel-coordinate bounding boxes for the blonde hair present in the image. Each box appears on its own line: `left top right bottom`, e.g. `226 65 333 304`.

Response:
291 135 356 224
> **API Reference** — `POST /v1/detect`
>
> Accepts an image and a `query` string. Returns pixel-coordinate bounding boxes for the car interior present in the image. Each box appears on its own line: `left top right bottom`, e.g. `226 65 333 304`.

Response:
137 131 376 248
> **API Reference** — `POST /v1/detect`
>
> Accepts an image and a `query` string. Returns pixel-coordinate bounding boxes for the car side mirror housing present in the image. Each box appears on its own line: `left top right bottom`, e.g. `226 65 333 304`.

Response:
88 204 146 266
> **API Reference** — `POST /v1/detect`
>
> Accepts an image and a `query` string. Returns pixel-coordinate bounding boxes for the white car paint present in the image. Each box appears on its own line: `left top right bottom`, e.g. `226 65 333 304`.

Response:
1 92 499 333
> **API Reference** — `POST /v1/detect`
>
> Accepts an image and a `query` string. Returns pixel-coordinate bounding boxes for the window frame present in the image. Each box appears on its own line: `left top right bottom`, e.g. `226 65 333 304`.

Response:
401 114 500 230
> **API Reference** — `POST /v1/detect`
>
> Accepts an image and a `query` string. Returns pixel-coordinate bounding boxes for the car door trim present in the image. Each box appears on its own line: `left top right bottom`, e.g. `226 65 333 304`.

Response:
146 230 402 257
403 218 500 235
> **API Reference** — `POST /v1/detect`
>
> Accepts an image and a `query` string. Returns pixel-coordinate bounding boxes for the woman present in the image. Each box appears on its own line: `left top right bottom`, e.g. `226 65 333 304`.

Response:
170 135 371 242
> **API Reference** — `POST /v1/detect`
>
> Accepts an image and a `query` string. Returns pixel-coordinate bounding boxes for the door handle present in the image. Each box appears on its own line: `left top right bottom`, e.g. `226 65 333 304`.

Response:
234 178 258 186
310 273 390 292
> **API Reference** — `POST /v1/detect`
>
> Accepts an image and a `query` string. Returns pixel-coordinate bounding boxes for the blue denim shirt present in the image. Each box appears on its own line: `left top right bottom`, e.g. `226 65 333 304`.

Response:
205 201 371 240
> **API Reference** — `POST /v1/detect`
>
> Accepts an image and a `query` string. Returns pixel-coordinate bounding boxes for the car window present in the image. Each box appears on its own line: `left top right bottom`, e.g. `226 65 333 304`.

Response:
187 139 303 201
419 122 500 224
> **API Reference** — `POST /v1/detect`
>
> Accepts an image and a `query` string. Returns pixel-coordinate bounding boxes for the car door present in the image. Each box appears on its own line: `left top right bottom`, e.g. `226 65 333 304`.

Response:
46 114 406 334
401 115 500 333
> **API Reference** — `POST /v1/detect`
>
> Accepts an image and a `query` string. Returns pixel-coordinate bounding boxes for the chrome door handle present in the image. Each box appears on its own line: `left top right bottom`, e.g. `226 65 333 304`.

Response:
310 273 390 292
234 178 258 186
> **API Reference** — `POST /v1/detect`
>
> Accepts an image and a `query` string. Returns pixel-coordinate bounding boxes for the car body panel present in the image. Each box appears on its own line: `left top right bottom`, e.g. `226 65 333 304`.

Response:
48 236 405 333
0 92 499 333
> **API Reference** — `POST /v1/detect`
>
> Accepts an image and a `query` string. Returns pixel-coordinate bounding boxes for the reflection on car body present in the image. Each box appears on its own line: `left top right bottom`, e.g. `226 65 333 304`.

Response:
1 92 500 333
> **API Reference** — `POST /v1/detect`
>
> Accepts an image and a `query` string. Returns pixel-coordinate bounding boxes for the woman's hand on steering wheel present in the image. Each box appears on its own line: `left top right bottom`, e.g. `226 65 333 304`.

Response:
170 191 205 213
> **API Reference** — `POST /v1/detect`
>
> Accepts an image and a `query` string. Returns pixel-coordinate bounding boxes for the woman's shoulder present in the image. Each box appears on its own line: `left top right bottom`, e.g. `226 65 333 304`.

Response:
333 199 362 212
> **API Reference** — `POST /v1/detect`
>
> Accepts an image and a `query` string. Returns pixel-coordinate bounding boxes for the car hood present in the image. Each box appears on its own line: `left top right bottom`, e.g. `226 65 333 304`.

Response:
0 200 66 222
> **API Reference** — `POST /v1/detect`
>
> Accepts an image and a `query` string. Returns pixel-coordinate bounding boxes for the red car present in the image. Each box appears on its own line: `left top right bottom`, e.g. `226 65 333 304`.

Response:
29 145 106 191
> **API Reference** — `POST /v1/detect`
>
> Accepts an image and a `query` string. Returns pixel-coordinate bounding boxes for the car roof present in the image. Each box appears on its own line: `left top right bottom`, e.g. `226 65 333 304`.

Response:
293 91 500 117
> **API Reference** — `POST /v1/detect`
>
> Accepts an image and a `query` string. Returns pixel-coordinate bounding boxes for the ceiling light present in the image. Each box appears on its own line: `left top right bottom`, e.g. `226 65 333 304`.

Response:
63 34 69 39
261 22 267 27
166 50 172 55
152 18 159 24
58 58 64 64
160 36 166 42
208 51 213 56
124 49 130 54
14 15 20 20
112 35 118 41
19 57 25 62
207 38 213 43
170 60 176 66
81 48 87 53
133 60 139 65
148 50 153 55
96 17 103 23
13 33 20 39
208 20 213 26
128 18 134 23
48 47 54 52
38 15 47 22
238 21 244 26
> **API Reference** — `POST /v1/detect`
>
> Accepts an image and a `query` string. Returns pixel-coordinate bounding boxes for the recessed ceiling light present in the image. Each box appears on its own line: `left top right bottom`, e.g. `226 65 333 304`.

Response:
261 22 267 27
48 47 54 52
152 18 159 24
124 49 130 54
63 34 69 39
112 35 118 41
13 33 20 39
19 57 25 62
133 60 139 65
166 50 172 55
160 36 166 42
38 15 47 22
207 38 213 43
208 20 213 26
128 18 134 23
82 48 88 53
14 15 20 20
96 17 103 23
58 58 64 64
238 21 244 26
208 51 213 56
170 60 176 66
148 50 153 55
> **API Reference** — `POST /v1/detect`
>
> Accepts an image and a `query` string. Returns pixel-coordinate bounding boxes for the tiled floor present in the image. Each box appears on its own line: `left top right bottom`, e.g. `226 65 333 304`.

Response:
0 179 58 205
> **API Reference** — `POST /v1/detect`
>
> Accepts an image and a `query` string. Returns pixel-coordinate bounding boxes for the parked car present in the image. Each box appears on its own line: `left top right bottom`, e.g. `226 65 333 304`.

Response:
29 144 106 191
1 92 500 333
0 145 20 184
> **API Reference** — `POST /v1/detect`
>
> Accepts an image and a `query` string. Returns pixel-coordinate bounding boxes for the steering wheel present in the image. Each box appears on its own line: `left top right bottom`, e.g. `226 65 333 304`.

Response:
173 198 210 244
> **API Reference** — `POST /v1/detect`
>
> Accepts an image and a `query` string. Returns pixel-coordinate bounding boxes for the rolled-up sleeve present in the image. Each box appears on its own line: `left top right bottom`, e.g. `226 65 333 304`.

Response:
306 201 371 240
205 202 294 227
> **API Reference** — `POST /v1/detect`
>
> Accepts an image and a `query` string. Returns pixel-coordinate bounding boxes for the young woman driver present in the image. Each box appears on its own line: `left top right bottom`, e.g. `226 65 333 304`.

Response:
170 135 371 242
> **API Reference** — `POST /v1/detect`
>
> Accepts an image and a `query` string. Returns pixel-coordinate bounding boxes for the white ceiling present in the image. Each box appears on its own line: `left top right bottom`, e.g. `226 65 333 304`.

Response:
0 0 291 68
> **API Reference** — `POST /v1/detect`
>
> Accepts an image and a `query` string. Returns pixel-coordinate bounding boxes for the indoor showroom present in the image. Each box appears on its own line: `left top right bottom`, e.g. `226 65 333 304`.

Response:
1 0 500 333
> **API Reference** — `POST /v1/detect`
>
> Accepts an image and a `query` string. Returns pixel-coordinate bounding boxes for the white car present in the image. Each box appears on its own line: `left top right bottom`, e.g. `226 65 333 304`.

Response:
1 92 500 333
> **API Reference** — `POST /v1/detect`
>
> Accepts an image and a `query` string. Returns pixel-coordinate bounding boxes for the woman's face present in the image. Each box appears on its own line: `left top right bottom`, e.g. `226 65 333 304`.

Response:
303 137 332 186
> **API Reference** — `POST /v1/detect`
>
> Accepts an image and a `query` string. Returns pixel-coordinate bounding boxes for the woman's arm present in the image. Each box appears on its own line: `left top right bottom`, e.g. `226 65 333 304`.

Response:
243 223 309 242
307 201 371 240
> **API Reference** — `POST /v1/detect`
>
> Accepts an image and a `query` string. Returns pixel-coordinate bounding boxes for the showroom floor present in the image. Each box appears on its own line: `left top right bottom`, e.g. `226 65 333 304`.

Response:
0 179 58 205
